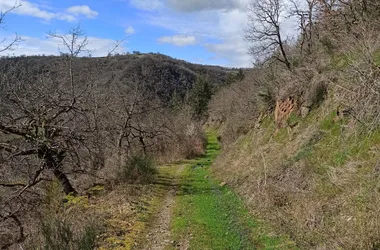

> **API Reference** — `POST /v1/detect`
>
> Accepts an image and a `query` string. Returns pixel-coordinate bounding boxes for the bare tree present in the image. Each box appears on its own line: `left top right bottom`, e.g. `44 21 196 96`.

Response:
0 3 23 53
289 0 319 55
0 25 121 249
245 0 292 69
0 27 95 197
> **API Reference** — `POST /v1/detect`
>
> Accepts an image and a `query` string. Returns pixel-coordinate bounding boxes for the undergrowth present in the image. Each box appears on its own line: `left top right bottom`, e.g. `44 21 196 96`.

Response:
119 154 158 184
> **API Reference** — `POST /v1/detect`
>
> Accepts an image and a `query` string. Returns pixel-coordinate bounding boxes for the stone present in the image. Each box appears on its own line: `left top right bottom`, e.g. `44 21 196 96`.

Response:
301 106 310 118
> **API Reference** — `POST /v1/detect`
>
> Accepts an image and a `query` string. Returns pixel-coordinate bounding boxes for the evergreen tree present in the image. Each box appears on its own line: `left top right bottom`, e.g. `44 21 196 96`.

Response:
188 77 212 119
236 68 245 81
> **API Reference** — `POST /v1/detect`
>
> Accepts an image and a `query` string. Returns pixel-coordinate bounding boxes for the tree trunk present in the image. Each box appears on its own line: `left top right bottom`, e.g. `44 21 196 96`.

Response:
43 149 77 195
52 168 77 195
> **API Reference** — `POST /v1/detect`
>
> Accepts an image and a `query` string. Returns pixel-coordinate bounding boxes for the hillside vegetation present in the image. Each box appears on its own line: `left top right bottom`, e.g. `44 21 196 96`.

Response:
0 44 237 248
0 53 231 104
208 1 380 249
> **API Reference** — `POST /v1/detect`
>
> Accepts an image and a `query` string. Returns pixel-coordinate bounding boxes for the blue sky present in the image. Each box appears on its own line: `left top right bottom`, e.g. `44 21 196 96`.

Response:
0 0 258 67
0 0 301 67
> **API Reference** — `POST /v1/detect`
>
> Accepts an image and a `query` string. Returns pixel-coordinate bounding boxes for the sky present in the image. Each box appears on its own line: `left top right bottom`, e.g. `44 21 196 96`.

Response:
0 0 299 67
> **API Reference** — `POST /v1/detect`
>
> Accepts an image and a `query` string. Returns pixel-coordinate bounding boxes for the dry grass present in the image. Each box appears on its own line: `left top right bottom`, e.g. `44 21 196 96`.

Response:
212 99 380 249
16 179 157 250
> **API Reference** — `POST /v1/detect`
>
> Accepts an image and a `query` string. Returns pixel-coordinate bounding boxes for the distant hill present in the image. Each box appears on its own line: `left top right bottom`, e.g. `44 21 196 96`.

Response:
0 53 234 104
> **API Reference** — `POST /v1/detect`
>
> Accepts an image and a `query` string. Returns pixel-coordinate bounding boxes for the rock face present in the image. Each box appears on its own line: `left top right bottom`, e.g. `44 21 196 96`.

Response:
274 97 297 128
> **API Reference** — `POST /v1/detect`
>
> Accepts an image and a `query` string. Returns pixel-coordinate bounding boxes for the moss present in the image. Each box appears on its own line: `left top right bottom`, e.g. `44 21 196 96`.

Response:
87 185 105 196
64 194 89 208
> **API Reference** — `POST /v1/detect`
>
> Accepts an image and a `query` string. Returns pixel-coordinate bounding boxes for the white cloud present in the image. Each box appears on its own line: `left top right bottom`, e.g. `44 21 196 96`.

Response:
143 9 251 66
125 26 135 35
67 5 98 19
142 0 301 67
206 9 252 67
158 35 196 46
0 0 97 21
0 35 127 56
130 0 162 11
167 0 250 12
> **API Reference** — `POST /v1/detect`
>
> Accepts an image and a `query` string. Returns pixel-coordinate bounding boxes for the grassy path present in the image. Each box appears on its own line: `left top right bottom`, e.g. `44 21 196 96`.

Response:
167 133 296 250
136 133 296 250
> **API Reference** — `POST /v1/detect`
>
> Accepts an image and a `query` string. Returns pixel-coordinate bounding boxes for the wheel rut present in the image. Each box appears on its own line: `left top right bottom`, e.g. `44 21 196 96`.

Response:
138 165 185 250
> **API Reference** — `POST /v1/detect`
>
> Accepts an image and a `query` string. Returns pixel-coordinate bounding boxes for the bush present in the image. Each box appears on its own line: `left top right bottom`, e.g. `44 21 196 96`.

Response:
40 217 97 250
120 155 157 184
182 124 207 159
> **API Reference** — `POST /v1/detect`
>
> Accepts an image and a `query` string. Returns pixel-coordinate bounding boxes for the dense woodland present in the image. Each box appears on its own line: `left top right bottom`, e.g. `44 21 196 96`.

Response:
2 0 380 249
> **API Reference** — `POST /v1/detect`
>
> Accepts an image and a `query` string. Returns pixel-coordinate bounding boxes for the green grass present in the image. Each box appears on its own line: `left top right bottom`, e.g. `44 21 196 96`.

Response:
169 132 297 250
288 110 380 199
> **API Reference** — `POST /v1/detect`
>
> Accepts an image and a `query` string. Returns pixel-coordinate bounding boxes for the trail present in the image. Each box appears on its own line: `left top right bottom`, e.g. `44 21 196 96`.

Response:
138 166 185 250
135 133 296 250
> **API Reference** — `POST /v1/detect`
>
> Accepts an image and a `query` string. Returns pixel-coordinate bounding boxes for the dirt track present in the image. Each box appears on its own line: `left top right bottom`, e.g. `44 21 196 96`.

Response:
139 166 186 250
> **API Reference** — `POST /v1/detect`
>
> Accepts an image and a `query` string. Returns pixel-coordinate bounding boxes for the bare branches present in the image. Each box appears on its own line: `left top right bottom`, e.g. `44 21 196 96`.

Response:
48 26 90 57
0 182 26 187
289 0 319 55
0 123 29 138
0 3 20 24
0 26 96 199
0 34 23 53
245 0 292 69
0 3 23 53
107 37 128 57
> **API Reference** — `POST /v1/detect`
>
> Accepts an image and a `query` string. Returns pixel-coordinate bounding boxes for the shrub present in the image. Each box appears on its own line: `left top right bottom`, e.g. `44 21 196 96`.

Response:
40 217 97 250
182 125 207 159
120 155 157 184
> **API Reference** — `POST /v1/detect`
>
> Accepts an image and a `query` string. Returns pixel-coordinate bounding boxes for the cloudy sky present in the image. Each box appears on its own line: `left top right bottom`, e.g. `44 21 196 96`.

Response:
0 0 297 67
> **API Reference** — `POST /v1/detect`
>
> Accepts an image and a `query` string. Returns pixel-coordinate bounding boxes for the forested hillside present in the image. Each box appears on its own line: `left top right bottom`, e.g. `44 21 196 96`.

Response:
0 53 232 104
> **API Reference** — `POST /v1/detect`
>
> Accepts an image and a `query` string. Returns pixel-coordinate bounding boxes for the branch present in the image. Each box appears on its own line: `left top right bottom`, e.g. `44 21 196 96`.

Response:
0 123 29 137
107 37 128 57
0 4 23 53
0 182 26 187
11 148 39 157
0 143 17 153
0 33 23 53
0 3 21 25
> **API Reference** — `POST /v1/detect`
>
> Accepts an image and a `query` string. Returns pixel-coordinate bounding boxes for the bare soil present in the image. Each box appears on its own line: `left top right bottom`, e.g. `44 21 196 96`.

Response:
138 165 185 250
